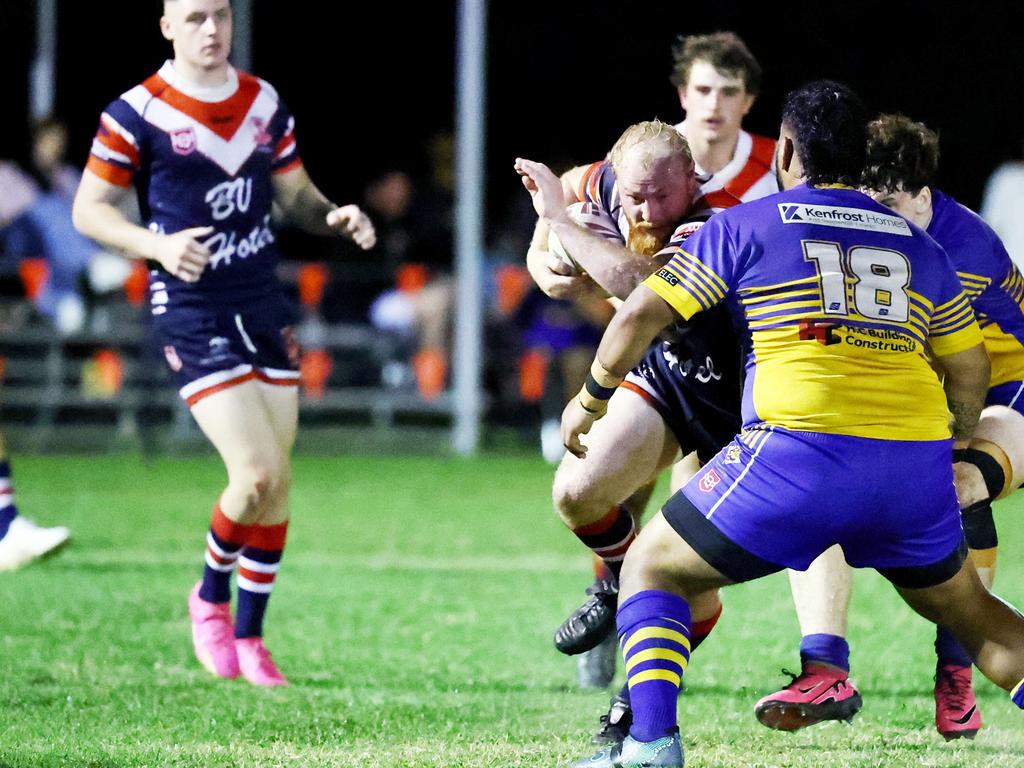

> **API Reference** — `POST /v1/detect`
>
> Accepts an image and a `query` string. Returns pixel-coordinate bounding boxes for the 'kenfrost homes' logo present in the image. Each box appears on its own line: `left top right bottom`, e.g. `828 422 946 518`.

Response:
777 203 912 236
781 204 803 222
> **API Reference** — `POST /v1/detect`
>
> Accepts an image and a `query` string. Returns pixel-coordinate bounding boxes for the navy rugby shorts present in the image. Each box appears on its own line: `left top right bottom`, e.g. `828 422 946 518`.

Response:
151 296 300 406
622 340 740 464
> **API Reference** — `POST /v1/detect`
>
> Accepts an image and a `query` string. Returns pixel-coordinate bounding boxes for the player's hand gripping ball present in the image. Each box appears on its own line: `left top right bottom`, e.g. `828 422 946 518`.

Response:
546 201 621 274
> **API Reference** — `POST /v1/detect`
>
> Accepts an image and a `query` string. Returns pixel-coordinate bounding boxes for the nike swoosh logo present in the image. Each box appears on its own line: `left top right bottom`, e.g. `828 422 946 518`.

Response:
951 705 977 725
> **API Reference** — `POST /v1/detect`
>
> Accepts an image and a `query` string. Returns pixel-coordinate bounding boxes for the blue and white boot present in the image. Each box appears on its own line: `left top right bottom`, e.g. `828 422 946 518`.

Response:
570 730 683 768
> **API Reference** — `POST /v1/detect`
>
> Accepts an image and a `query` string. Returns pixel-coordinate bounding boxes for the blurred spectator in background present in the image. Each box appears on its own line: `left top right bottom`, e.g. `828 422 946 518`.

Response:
0 158 38 225
0 117 130 335
365 134 455 400
0 157 39 328
0 134 74 569
982 140 1024 271
514 288 611 462
494 157 610 462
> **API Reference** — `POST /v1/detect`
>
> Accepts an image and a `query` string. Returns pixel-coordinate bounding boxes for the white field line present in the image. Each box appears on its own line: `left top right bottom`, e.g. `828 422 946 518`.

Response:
58 550 581 573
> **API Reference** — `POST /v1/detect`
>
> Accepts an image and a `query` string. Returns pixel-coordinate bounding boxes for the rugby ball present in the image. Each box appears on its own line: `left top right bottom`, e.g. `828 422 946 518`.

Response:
548 228 581 273
547 201 621 274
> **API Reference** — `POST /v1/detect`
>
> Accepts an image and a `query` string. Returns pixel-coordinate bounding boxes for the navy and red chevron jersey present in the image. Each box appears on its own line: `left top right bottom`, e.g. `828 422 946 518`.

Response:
86 62 302 312
575 159 740 402
576 160 716 249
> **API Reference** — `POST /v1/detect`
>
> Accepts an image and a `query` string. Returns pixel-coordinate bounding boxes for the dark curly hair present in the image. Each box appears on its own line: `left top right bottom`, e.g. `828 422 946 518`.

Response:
861 114 940 194
669 32 762 95
781 80 869 187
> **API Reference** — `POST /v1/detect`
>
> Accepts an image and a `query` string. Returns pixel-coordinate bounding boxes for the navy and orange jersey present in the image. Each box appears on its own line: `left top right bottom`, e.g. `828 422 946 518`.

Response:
643 184 984 441
574 159 741 420
574 160 710 249
928 189 1024 387
673 123 779 210
574 130 777 243
86 62 301 313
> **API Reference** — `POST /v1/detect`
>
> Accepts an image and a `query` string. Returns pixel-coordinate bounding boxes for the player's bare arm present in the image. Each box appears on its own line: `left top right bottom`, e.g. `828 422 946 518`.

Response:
521 159 596 299
525 215 595 299
934 342 991 440
271 165 376 249
561 285 677 457
516 157 663 300
73 170 213 283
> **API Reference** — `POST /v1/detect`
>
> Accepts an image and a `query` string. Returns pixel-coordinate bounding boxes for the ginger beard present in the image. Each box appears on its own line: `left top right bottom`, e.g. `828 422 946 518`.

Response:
628 221 665 257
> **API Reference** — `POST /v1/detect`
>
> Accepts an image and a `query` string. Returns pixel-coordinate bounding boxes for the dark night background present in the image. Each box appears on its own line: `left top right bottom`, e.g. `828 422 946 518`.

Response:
1 0 1023 228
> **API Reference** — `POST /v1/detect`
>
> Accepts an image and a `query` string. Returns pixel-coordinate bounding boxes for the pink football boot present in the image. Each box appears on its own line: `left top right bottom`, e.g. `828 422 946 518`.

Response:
236 637 289 686
188 582 239 679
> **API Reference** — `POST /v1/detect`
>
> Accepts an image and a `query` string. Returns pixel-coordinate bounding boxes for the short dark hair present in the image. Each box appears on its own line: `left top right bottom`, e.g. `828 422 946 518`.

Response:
669 32 762 95
781 80 870 187
861 114 940 195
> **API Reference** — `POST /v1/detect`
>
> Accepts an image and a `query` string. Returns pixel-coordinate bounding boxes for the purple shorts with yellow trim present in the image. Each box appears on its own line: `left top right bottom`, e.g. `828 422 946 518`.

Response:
666 426 965 583
986 380 1024 417
151 295 300 406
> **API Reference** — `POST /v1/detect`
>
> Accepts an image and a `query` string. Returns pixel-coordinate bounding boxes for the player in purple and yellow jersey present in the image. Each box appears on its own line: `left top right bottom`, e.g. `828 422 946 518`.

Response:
561 81 1024 768
72 0 375 687
758 113 1024 740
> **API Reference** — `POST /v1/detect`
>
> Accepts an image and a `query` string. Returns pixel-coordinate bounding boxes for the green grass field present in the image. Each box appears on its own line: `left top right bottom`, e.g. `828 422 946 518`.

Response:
3 452 1024 767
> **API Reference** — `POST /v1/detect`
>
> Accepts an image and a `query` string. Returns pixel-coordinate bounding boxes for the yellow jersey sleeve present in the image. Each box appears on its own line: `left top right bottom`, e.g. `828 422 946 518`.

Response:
928 292 984 357
641 248 730 321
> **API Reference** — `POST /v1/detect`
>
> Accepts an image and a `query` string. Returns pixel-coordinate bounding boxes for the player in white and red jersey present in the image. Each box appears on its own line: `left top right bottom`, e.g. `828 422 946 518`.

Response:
72 0 375 687
669 32 776 208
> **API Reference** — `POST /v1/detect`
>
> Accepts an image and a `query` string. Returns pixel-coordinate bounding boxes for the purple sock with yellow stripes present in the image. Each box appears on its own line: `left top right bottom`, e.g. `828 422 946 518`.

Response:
617 590 691 742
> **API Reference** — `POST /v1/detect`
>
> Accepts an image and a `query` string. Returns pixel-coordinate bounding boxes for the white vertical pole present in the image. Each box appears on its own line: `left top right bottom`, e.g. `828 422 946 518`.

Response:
231 0 253 72
452 0 487 455
30 0 57 121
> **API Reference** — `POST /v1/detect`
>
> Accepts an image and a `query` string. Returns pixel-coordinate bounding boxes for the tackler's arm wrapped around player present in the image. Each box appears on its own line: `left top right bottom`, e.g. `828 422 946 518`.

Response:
562 284 679 457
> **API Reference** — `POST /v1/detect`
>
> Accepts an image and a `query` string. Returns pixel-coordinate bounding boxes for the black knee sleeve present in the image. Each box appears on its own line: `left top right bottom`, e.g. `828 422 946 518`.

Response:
961 500 998 550
953 447 1006 500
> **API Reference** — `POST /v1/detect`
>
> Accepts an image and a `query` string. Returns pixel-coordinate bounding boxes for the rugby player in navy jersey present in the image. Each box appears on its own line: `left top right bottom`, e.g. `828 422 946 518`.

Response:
517 122 740 738
561 81 1024 768
758 114 1024 740
522 33 777 716
72 0 375 686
